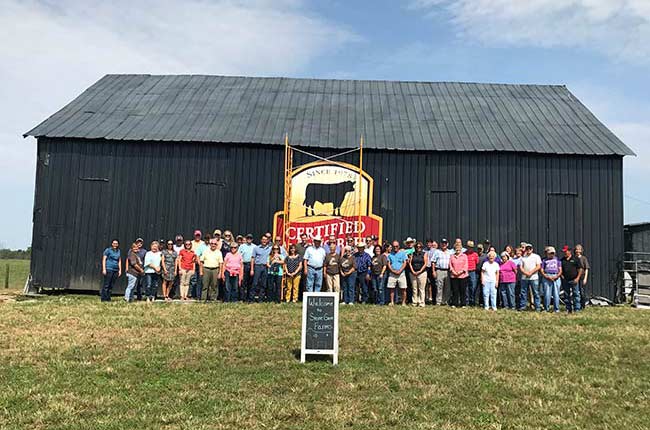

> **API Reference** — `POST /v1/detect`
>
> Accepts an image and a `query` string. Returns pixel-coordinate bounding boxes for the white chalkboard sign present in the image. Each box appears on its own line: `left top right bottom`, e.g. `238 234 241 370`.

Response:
301 292 339 365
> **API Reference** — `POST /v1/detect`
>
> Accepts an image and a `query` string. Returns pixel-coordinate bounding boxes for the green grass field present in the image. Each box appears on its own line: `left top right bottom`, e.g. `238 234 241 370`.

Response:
1 296 649 429
0 259 30 291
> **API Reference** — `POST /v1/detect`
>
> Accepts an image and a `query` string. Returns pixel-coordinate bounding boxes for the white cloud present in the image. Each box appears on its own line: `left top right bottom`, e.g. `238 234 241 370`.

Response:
410 0 650 64
0 0 356 249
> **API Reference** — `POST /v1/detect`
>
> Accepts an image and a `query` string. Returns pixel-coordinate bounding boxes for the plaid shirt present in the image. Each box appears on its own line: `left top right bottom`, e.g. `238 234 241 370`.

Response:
354 251 372 275
433 249 453 269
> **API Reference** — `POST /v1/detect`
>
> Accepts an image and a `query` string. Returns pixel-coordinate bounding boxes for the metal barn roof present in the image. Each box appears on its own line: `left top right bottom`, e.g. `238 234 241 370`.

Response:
25 74 634 156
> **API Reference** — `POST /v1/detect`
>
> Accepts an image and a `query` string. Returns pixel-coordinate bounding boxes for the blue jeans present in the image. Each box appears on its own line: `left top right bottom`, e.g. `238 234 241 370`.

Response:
499 282 516 309
519 278 540 311
101 270 118 301
466 271 478 306
306 266 323 292
268 274 282 303
356 272 369 303
144 273 160 299
342 272 356 304
371 274 384 305
224 271 239 302
124 273 138 301
563 279 582 312
542 277 561 312
482 281 497 310
190 263 202 299
250 264 267 302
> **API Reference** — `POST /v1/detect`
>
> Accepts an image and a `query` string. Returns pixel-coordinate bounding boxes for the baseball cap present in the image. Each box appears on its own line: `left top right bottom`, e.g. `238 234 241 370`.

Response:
135 237 144 243
193 230 202 236
525 243 533 249
562 245 570 252
466 240 475 248
500 251 508 258
547 246 556 254
175 235 183 241
213 229 222 236
441 238 448 243
245 233 253 239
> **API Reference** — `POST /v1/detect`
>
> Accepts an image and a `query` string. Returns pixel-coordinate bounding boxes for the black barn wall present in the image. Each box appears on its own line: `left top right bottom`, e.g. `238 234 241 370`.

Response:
31 137 624 298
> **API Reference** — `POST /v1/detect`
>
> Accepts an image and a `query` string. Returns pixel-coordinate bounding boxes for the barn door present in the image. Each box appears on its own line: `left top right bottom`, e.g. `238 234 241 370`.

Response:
70 178 110 289
547 193 582 248
426 190 459 240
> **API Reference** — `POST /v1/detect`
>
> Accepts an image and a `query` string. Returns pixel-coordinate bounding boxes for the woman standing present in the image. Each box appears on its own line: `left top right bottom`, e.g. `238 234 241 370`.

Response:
283 244 303 303
498 251 517 309
124 242 144 302
177 240 197 301
143 241 162 302
382 244 391 304
481 251 500 311
540 247 562 312
221 243 243 302
408 241 429 307
161 240 177 301
267 246 285 303
370 245 387 305
449 243 469 307
340 246 357 305
101 239 122 302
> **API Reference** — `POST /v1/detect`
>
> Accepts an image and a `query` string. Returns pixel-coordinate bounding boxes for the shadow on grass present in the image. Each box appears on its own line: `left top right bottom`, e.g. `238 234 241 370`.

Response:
291 348 334 363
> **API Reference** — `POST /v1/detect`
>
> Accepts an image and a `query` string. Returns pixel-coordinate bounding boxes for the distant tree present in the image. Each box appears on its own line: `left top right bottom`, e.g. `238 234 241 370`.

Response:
0 248 31 260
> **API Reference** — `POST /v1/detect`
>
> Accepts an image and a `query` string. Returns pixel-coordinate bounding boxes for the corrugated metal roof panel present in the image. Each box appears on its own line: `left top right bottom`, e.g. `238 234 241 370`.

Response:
25 74 635 156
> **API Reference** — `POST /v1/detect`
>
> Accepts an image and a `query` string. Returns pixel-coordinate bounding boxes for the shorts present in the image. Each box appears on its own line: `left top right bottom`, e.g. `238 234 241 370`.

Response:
386 272 407 289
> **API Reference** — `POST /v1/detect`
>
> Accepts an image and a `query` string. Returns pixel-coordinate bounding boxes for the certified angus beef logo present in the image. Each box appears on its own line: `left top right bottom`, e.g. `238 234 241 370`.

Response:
273 161 383 244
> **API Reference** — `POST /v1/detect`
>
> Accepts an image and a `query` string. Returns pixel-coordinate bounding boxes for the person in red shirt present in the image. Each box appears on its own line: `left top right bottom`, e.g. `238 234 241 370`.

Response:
176 240 198 301
449 243 469 307
464 240 479 306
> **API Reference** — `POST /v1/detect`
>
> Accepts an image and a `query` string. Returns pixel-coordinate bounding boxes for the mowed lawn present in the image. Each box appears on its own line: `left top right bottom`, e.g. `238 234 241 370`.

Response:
1 296 649 430
0 259 30 291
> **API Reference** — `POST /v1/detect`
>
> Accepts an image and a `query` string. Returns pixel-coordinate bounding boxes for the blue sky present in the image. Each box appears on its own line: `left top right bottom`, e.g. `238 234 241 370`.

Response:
1 0 649 249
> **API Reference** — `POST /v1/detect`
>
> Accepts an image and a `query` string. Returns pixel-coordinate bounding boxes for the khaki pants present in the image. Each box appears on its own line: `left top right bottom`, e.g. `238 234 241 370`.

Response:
202 267 220 301
324 273 340 292
180 269 194 298
285 275 301 302
435 269 450 305
410 271 427 306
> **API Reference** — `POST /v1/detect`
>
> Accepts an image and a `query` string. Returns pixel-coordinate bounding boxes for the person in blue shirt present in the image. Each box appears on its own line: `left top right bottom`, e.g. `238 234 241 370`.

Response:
238 234 256 302
101 239 122 302
249 235 272 302
387 240 408 305
353 243 372 304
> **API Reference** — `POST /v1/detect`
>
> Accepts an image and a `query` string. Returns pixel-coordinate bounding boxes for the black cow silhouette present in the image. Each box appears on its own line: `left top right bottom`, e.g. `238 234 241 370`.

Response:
303 181 355 216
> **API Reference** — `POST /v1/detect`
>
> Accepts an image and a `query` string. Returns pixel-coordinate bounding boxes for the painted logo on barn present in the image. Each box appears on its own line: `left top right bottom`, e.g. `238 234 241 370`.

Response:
273 161 383 245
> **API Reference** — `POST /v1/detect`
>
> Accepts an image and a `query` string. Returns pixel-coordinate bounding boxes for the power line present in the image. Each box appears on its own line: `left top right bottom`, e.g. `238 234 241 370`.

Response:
625 194 650 206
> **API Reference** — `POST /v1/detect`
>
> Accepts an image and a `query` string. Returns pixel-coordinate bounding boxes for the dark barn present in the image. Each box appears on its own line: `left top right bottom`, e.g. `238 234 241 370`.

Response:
25 74 634 298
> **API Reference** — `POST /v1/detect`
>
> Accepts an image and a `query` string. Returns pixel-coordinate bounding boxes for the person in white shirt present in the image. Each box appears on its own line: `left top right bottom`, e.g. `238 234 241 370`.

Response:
518 243 542 311
480 251 500 311
303 236 327 292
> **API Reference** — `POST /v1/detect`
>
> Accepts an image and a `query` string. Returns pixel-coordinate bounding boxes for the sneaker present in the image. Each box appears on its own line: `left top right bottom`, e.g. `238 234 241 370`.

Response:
349 303 354 306
388 302 394 306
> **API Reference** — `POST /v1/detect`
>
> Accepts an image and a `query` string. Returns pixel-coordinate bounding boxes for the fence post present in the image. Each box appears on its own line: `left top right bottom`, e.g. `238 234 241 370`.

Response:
4 264 8 289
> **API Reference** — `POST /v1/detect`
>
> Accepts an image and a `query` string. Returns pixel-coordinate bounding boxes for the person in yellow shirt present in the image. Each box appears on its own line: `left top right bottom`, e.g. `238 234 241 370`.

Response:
200 238 223 302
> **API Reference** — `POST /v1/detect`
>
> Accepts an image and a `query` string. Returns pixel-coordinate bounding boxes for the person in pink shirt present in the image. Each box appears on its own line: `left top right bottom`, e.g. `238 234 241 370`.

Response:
221 243 244 302
498 251 518 309
449 243 469 307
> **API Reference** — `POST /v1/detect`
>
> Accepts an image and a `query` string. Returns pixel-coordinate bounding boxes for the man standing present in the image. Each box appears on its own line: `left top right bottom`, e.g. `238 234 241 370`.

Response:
386 240 408 305
354 243 372 304
561 245 584 313
575 244 590 308
464 240 479 306
425 239 438 304
132 237 147 301
519 243 542 311
304 236 327 292
295 233 309 258
238 234 256 302
189 230 207 299
249 235 272 302
200 238 223 302
432 238 453 305
322 234 341 255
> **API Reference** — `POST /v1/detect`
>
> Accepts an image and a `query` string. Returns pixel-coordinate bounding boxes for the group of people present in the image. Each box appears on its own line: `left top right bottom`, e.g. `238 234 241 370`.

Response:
101 230 590 313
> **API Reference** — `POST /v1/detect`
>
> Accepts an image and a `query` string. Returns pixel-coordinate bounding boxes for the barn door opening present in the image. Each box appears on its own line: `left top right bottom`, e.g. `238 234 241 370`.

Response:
426 190 459 240
547 193 582 248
